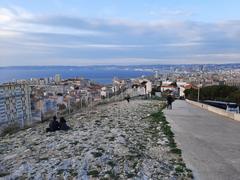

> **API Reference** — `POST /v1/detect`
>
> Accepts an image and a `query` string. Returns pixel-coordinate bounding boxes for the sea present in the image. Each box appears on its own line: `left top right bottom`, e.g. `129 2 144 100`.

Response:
0 66 153 85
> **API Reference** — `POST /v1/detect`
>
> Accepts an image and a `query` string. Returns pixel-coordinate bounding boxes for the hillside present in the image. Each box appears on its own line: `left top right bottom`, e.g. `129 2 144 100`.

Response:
0 99 192 179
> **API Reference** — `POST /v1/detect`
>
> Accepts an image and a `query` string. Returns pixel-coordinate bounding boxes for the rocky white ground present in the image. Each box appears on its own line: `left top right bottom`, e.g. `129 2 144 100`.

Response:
0 99 191 180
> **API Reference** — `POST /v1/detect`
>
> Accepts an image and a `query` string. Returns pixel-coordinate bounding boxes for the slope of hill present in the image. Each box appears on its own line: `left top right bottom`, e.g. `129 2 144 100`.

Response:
0 99 191 179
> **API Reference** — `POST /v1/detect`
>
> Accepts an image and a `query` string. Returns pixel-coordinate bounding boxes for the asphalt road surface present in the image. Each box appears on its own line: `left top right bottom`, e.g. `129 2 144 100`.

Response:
164 100 240 180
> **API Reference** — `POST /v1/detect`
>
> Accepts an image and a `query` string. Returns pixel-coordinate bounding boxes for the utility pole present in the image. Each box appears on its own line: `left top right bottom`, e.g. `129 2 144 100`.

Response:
91 95 93 112
68 98 71 115
80 97 83 110
197 84 201 102
40 99 43 122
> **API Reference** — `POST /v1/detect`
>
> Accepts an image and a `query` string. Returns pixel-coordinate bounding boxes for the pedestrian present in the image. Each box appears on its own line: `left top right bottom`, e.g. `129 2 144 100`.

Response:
125 94 130 103
59 117 71 131
167 94 174 110
46 116 60 132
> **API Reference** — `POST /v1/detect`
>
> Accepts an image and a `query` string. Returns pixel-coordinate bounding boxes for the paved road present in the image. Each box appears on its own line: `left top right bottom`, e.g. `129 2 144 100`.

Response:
164 100 240 180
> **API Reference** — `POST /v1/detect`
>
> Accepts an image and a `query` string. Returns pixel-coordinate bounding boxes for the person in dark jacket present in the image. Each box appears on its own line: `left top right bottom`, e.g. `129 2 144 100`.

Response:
167 94 174 110
125 94 131 103
46 116 60 132
59 117 70 131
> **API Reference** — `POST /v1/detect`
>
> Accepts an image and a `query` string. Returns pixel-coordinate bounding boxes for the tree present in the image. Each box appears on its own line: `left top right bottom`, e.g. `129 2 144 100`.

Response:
228 90 240 105
184 88 198 100
184 85 240 104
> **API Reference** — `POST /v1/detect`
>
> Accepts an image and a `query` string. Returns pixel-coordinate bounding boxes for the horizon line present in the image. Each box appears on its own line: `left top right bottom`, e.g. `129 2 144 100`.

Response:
0 63 240 68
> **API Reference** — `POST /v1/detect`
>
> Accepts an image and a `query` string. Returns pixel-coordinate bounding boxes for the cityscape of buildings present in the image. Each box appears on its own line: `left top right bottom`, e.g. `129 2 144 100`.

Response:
0 64 240 131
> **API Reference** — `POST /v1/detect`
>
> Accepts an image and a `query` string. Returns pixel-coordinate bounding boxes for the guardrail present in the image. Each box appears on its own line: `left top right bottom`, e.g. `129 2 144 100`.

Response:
186 99 240 122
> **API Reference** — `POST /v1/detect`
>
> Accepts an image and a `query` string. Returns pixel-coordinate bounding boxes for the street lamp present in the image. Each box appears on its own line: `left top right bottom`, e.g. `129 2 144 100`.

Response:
197 84 202 102
68 98 71 115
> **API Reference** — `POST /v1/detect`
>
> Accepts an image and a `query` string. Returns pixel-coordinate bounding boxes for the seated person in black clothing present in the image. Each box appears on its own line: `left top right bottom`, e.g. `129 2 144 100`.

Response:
59 117 70 131
46 116 60 132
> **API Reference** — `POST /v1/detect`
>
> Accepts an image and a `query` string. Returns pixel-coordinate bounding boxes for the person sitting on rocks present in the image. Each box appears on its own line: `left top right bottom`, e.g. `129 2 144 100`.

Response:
59 117 71 131
46 116 60 132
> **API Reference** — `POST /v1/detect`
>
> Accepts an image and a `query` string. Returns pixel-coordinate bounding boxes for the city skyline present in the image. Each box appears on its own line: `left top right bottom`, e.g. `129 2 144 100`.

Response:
1 1 240 66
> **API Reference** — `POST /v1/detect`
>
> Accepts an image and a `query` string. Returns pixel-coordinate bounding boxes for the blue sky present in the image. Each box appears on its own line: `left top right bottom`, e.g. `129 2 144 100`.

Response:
0 0 240 66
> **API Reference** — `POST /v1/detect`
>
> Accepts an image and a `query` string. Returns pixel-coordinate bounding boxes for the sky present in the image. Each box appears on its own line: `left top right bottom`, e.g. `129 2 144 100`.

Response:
0 0 240 66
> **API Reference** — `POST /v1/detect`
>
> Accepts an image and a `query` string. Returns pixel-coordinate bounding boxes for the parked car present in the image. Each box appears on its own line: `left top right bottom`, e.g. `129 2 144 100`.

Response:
226 103 239 113
203 100 239 113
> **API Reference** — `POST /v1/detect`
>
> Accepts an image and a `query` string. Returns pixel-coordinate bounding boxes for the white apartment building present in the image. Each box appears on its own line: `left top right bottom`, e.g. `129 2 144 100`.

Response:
132 79 152 96
0 83 31 127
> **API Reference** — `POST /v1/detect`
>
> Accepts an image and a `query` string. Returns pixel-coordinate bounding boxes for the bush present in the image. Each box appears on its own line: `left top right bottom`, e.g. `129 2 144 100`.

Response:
0 122 21 136
184 85 240 105
87 170 99 177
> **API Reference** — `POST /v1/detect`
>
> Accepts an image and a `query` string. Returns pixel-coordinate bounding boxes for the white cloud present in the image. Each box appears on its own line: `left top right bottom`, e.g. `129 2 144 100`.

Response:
149 8 194 18
6 41 144 49
0 8 15 22
0 7 240 65
0 30 20 37
0 7 104 38
0 6 32 22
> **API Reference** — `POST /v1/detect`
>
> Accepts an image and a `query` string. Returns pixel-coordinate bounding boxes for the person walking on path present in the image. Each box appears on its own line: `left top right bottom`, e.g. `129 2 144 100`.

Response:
125 94 131 103
167 94 174 110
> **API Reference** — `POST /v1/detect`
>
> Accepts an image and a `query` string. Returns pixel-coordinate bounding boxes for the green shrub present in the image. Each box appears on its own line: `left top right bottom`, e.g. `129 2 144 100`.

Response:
0 123 21 136
87 170 99 177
